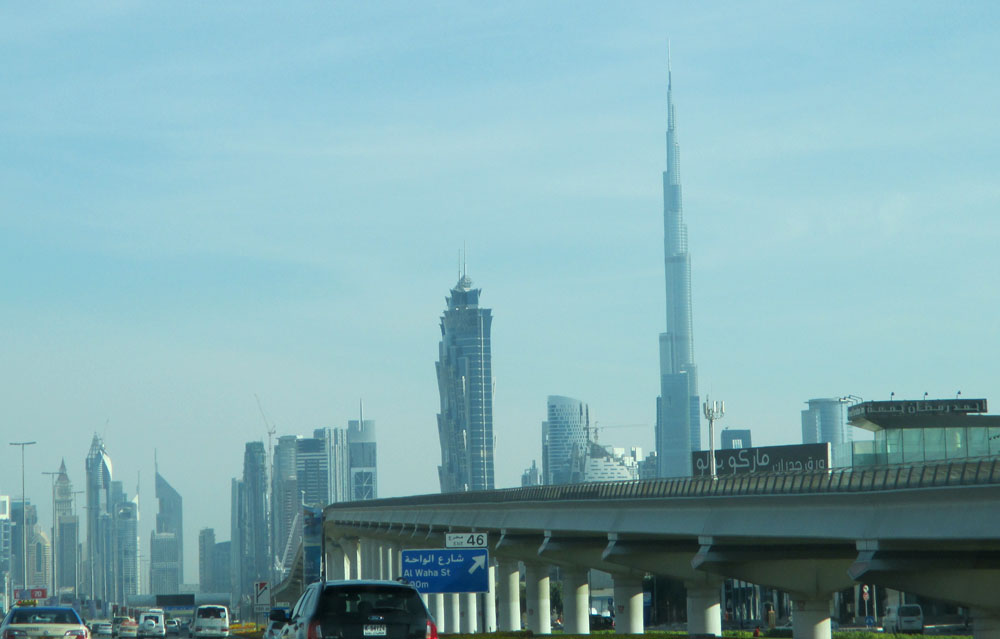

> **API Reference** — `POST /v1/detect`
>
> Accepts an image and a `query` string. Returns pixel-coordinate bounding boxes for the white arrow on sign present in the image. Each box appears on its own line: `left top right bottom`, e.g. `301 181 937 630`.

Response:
468 554 486 574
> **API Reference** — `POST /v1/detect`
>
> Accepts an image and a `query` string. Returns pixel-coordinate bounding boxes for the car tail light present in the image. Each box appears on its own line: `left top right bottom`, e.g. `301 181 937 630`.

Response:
425 620 437 639
220 629 228 633
6 630 27 639
65 631 88 639
307 621 321 639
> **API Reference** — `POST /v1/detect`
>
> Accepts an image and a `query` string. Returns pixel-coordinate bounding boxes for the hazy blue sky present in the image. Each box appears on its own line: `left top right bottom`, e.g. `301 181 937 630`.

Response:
3 2 999 583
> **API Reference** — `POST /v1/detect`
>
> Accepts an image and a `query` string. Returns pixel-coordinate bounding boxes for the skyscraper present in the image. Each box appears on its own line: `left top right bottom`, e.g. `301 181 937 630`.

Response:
802 398 853 467
152 467 182 593
85 434 113 603
114 499 139 601
436 269 495 492
348 416 377 500
656 56 702 478
233 442 269 612
541 396 590 485
53 460 78 596
198 528 215 594
297 431 331 507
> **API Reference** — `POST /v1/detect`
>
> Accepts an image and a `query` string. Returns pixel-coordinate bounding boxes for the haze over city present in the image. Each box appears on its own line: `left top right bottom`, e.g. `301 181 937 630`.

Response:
3 2 999 582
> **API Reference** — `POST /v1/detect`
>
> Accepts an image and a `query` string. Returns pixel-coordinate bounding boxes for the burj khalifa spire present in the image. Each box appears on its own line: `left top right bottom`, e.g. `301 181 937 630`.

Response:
656 51 701 477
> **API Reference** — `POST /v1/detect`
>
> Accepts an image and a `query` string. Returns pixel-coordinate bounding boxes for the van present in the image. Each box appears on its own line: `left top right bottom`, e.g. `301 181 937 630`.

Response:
191 606 230 639
138 610 166 639
884 604 924 634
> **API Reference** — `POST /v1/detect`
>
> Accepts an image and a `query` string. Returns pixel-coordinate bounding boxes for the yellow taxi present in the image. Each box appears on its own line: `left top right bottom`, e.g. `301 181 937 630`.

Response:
1 606 89 639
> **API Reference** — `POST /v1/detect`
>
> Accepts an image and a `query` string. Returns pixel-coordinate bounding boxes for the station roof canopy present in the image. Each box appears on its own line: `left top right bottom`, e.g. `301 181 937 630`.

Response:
847 398 1000 432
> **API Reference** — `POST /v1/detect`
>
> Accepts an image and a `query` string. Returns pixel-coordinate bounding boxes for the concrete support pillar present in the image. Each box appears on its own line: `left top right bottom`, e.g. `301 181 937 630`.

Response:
433 594 446 633
563 567 590 634
360 539 371 579
376 541 386 579
447 593 461 635
484 563 497 632
326 544 345 580
384 544 397 580
525 562 551 635
686 581 722 637
792 597 833 639
972 609 1000 639
420 593 428 607
497 559 521 631
340 538 360 580
462 592 478 633
613 576 644 635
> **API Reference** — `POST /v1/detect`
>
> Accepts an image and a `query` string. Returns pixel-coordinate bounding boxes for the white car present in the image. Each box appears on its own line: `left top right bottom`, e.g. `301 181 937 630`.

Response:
190 606 230 639
0 606 90 639
138 611 166 639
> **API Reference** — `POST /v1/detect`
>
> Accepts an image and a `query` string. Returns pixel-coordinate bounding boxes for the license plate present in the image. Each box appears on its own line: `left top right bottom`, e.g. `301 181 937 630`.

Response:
363 625 386 636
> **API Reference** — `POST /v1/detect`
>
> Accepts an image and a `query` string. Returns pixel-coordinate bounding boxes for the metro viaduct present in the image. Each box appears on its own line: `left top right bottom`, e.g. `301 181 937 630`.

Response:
314 459 1000 639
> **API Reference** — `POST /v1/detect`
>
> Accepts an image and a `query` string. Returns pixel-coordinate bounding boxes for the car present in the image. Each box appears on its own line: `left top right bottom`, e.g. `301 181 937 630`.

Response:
112 617 132 637
93 621 114 636
138 610 166 639
589 613 615 631
119 620 139 639
271 580 437 639
884 604 924 634
164 620 180 636
0 606 90 639
190 606 230 639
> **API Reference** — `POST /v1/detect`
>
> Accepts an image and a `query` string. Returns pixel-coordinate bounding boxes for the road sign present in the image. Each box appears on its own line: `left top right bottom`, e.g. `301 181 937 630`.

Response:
14 589 47 599
446 532 488 548
401 548 489 594
254 604 270 613
863 592 869 601
255 581 270 605
862 585 869 593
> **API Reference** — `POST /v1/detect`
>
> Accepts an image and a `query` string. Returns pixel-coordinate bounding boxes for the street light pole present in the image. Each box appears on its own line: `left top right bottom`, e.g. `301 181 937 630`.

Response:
10 441 37 594
703 397 725 479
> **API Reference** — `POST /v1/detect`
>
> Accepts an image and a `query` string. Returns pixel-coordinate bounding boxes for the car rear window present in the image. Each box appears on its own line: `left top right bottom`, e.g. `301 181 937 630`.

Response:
11 609 82 625
317 585 425 618
197 607 227 619
899 605 922 616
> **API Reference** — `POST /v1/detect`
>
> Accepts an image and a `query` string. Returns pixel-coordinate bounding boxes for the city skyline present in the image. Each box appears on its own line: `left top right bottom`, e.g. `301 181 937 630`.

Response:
3 1 999 586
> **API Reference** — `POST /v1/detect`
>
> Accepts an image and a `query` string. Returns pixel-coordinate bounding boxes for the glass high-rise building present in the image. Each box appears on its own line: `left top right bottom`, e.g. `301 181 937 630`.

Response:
542 396 590 485
657 57 702 478
114 500 139 600
436 270 495 492
85 434 113 602
234 442 269 610
347 419 377 500
154 468 183 584
198 528 215 594
802 398 852 467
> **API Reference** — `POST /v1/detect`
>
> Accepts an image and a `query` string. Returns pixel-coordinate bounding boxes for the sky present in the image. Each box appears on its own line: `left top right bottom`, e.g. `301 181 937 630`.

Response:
2 1 999 585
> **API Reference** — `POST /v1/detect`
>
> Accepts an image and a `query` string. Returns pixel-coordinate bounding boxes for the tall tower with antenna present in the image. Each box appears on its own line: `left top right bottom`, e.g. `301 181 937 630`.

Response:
436 252 495 492
656 49 702 477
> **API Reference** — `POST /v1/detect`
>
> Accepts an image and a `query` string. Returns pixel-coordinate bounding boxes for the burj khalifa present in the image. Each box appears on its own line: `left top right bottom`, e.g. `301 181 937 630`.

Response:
656 56 701 477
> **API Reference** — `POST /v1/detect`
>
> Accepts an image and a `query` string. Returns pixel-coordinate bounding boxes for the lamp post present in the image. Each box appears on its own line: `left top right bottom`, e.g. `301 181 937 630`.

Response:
10 441 37 594
703 397 725 479
43 470 60 598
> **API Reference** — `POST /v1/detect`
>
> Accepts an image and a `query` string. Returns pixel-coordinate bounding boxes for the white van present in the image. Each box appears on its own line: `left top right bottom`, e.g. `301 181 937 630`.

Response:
884 604 924 634
138 610 166 639
191 606 230 639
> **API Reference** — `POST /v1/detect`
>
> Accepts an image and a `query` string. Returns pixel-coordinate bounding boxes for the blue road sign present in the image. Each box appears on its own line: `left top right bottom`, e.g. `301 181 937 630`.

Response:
401 548 489 594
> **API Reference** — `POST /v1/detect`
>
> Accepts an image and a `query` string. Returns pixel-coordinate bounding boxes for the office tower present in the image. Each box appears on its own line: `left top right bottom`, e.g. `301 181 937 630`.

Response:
154 467 183 585
85 434 113 602
721 429 753 450
26 525 51 590
330 429 350 503
271 434 298 574
235 442 269 606
229 478 244 604
435 269 495 492
198 528 215 593
114 499 139 600
149 531 179 594
212 541 230 594
297 430 331 507
542 396 591 485
570 444 641 482
52 460 79 597
1 496 11 602
802 398 853 467
657 56 701 478
348 414 377 500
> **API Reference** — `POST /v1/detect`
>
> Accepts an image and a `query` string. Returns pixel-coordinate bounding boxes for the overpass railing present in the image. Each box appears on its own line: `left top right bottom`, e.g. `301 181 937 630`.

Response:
327 457 1000 510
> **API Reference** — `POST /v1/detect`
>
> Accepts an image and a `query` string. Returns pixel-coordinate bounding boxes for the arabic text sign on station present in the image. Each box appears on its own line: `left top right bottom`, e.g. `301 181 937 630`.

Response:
400 548 489 594
445 532 488 548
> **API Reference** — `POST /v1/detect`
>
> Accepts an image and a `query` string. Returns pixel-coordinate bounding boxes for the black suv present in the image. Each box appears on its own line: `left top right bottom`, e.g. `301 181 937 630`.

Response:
272 581 437 639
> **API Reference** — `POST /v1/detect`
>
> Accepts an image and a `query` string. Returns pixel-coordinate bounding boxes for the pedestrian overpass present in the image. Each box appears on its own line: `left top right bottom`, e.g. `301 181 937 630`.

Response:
274 458 1000 639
